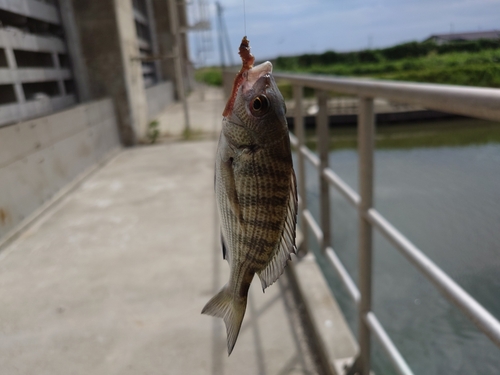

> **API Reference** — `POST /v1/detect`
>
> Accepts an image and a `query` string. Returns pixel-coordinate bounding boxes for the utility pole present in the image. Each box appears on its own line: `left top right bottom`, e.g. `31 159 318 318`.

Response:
168 0 190 133
216 2 226 67
216 2 235 67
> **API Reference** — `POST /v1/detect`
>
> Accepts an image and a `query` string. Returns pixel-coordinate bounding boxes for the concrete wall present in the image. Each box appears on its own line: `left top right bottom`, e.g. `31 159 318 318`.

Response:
67 0 148 146
0 99 120 240
145 81 174 121
114 0 149 139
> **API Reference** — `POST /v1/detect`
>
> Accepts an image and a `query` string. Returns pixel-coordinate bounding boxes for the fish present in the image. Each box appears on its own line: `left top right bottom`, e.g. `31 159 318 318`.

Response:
201 36 298 355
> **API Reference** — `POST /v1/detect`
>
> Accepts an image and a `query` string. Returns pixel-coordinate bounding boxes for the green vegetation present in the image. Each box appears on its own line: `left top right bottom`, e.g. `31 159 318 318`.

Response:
147 120 160 144
195 39 500 95
275 39 500 95
276 39 500 69
278 49 500 87
195 67 223 86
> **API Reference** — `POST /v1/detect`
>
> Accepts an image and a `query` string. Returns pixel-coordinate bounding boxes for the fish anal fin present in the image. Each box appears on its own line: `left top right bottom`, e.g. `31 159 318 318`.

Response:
257 169 298 290
201 285 247 355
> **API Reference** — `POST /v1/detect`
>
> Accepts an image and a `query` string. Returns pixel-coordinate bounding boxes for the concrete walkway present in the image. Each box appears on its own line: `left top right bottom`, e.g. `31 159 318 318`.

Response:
154 85 224 139
0 85 359 375
0 139 323 374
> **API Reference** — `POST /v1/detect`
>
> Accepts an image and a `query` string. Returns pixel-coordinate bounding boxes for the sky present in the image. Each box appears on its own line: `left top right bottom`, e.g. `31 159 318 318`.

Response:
187 0 500 67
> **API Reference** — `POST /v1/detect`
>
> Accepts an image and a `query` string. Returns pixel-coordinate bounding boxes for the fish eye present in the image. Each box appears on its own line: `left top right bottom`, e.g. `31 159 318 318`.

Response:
251 95 270 115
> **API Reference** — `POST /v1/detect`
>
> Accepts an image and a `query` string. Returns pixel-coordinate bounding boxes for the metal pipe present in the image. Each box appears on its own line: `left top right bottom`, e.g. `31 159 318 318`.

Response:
325 247 360 304
323 168 360 207
316 90 331 253
357 97 375 375
273 72 500 123
300 146 320 168
168 0 190 133
293 85 309 255
215 2 226 67
365 312 415 375
303 209 323 246
367 208 500 349
275 71 500 371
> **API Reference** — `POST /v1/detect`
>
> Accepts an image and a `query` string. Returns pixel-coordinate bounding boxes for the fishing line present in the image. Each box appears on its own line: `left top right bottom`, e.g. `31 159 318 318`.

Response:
243 0 247 36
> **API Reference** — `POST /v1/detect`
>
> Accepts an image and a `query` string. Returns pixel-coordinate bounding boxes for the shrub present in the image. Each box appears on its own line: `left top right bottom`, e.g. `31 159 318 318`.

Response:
195 68 223 86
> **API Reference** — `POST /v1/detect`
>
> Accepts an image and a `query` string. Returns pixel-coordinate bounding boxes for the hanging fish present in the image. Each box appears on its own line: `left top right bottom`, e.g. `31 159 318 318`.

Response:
202 36 297 355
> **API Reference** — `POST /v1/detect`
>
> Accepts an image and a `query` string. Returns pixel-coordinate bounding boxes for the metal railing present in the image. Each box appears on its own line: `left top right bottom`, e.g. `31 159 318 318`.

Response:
274 72 500 375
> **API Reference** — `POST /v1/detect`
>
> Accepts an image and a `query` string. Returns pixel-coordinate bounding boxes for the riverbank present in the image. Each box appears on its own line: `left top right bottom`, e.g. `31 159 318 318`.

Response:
298 118 500 150
196 39 500 97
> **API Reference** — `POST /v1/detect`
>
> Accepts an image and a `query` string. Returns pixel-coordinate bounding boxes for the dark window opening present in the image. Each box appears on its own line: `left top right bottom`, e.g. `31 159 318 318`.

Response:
135 20 151 42
0 84 17 105
58 54 70 68
64 79 75 95
142 60 157 86
14 50 54 68
0 9 63 38
143 73 157 88
132 0 148 17
139 48 152 57
0 49 8 67
23 81 60 100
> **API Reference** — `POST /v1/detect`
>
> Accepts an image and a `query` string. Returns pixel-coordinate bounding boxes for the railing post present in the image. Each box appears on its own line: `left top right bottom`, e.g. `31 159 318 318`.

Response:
357 96 375 375
293 84 309 255
316 90 331 252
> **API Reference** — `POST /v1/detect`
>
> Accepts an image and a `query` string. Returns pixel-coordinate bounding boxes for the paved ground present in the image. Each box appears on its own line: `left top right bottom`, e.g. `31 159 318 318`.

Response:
0 140 323 375
155 85 223 139
0 86 357 375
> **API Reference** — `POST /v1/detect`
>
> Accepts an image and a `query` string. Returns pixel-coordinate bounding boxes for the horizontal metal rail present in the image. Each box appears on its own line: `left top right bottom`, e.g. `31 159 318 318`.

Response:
300 172 500 350
297 139 500 349
300 146 320 168
280 71 500 375
303 209 323 246
365 312 415 375
325 247 360 304
301 192 415 375
276 72 500 123
322 168 360 207
367 208 500 348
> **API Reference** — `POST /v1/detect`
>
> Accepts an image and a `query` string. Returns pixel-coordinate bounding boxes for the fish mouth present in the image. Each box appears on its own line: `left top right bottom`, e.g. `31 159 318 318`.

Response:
242 61 273 94
222 37 273 117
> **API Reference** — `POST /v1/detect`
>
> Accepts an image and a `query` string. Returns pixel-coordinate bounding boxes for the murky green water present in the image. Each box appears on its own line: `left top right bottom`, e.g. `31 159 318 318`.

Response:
297 118 500 375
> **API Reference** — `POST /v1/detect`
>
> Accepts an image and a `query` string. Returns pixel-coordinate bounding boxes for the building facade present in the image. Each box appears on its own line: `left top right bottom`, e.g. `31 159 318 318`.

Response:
0 0 191 145
0 0 193 244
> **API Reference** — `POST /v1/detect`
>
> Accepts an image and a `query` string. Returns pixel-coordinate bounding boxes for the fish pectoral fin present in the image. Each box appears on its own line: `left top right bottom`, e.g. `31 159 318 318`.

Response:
221 232 230 263
257 169 298 290
222 156 243 224
201 285 247 355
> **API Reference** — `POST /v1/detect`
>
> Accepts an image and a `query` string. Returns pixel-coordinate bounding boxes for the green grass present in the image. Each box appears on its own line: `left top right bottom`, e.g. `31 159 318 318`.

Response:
194 67 223 86
298 49 500 86
195 42 500 100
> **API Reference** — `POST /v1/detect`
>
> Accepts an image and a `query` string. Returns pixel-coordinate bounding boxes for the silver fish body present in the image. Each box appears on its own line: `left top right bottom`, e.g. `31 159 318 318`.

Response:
202 61 297 355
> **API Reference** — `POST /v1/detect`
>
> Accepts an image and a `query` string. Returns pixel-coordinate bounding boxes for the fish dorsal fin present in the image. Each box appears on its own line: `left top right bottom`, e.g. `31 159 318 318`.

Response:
257 169 298 290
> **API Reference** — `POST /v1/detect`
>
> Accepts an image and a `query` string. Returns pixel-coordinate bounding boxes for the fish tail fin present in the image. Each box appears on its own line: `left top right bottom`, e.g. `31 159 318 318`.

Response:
201 285 247 355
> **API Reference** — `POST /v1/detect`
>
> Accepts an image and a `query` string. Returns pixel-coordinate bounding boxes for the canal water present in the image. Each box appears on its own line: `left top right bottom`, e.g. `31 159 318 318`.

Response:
298 118 500 375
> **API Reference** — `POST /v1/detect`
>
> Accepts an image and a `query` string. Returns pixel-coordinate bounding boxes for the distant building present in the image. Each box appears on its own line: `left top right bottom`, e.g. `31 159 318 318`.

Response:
425 30 500 45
